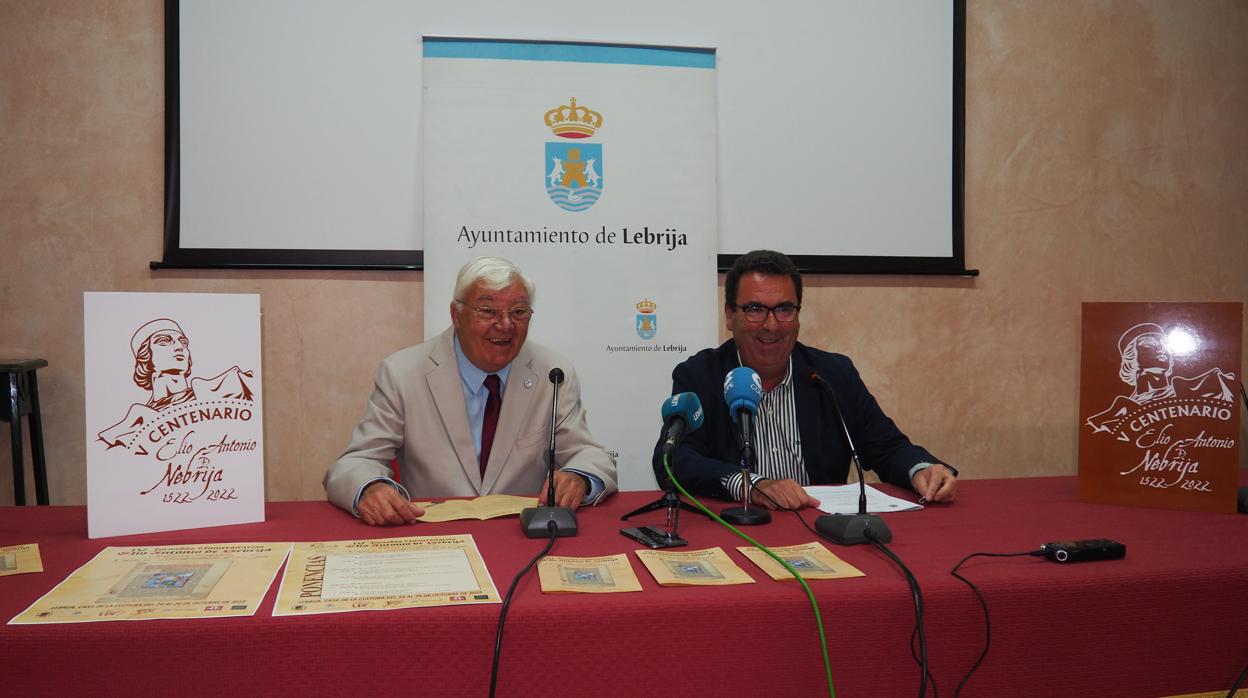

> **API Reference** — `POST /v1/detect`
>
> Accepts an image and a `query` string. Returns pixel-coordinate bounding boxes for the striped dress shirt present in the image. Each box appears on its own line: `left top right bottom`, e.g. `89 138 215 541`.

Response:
722 357 805 499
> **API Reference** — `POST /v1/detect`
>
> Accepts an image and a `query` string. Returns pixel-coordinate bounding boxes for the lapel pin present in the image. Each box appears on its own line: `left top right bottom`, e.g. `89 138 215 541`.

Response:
523 378 534 388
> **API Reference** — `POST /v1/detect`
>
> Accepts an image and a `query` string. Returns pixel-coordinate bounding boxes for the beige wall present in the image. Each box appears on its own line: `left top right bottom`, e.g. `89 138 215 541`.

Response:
2 1 1245 505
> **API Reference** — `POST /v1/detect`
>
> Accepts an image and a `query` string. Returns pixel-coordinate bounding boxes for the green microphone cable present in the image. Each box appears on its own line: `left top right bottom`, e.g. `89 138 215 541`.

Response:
663 454 835 698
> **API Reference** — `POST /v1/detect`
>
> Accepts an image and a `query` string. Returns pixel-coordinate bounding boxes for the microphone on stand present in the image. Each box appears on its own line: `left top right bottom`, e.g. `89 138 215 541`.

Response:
809 371 892 544
719 367 770 525
660 392 705 457
620 393 708 548
520 368 578 538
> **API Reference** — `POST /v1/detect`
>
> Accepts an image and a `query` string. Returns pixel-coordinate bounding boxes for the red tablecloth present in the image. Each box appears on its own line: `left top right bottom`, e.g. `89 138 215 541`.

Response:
2 477 1246 697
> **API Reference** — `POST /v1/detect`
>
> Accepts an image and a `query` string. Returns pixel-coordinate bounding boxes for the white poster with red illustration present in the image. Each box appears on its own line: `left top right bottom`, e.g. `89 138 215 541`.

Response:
85 293 264 538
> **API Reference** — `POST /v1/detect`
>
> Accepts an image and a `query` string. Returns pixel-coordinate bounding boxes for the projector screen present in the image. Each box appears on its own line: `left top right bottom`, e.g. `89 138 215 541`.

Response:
163 0 968 274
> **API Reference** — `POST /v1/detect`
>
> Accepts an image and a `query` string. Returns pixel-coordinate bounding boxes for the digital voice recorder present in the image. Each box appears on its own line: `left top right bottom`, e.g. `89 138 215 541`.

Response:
1041 539 1126 563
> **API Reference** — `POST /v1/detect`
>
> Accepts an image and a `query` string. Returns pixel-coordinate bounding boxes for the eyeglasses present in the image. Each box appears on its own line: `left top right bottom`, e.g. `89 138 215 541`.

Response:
733 302 800 323
456 301 534 324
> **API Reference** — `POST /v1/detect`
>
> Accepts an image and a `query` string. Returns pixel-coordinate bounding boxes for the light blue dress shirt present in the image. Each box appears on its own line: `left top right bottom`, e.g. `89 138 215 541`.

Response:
453 336 603 502
454 335 512 457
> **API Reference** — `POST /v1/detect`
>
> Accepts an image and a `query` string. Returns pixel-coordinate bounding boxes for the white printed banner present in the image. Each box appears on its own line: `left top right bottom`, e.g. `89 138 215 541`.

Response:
422 39 719 489
84 293 265 537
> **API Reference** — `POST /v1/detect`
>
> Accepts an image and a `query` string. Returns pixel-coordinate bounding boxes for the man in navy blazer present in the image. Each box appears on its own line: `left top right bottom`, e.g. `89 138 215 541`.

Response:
653 250 957 510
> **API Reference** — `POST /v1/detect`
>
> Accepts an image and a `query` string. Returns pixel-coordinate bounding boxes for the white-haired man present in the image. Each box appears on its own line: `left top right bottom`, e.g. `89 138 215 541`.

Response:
324 256 618 525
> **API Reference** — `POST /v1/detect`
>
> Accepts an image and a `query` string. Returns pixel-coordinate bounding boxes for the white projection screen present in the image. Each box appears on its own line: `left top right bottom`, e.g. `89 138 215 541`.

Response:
163 0 968 275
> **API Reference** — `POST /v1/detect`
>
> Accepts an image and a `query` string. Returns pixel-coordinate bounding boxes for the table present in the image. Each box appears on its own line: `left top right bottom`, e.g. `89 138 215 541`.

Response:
2 477 1246 697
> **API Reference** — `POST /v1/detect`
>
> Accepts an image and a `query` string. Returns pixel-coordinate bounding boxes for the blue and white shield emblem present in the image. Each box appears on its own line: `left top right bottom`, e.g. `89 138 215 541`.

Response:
636 313 657 340
546 142 603 212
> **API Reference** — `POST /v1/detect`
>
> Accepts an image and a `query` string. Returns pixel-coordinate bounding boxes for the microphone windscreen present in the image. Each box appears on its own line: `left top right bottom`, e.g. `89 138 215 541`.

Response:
548 367 565 384
661 392 705 431
723 367 762 421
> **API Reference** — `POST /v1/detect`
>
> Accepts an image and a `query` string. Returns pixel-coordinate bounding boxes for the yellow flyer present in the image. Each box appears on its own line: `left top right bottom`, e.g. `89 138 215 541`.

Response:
634 546 755 586
537 554 642 594
9 542 290 624
414 494 536 522
737 542 865 581
0 543 43 577
273 534 499 616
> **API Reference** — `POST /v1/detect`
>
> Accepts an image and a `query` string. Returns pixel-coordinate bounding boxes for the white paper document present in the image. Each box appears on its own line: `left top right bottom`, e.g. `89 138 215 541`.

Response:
321 549 477 600
273 535 500 616
804 484 923 515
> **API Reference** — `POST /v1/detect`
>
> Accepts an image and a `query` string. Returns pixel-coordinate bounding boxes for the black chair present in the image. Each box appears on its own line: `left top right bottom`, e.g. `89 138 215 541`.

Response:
1 359 49 505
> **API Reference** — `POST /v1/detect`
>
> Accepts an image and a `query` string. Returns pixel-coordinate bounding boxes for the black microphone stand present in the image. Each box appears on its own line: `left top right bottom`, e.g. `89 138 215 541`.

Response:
810 372 892 544
1238 383 1248 514
520 369 578 537
621 487 708 525
720 408 770 525
621 456 708 548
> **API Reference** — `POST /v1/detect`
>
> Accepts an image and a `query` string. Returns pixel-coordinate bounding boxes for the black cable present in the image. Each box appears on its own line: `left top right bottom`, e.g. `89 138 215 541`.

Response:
866 530 929 698
489 520 557 698
1227 660 1248 698
753 486 936 698
948 550 1045 697
909 625 938 698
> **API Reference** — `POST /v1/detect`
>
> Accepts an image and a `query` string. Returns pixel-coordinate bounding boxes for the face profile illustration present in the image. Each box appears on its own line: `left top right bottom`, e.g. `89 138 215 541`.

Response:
97 318 255 450
131 319 197 411
1117 323 1174 404
1086 322 1236 436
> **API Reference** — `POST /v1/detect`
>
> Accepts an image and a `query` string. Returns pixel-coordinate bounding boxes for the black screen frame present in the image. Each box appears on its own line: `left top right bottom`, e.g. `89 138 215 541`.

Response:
156 0 971 276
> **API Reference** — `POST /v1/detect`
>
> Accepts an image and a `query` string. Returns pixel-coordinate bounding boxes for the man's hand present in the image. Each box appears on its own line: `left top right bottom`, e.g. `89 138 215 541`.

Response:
750 478 821 510
911 464 957 503
357 482 424 526
538 471 589 509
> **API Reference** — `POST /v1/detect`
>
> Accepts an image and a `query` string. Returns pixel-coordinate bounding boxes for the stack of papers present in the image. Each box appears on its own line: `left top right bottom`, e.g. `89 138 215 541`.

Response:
804 484 923 515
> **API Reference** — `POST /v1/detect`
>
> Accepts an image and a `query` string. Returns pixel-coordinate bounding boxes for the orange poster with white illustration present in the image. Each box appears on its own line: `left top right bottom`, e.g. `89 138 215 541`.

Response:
1078 302 1241 513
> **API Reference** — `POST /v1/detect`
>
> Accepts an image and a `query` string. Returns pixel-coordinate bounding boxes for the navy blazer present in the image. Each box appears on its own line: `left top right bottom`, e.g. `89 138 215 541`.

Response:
652 340 944 499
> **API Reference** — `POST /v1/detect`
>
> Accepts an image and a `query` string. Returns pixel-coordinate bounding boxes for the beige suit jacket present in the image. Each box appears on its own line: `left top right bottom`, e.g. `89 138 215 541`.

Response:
324 328 618 512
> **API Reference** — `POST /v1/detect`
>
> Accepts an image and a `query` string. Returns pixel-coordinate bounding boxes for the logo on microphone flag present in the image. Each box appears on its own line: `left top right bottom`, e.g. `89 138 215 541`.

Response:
635 299 657 340
724 367 763 401
544 98 604 212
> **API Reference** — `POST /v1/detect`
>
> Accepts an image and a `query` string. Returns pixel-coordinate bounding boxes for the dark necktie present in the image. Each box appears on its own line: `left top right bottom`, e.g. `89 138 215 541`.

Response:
479 374 502 479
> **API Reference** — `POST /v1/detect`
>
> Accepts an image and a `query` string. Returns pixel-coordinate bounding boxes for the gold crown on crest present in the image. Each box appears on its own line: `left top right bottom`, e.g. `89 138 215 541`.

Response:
545 97 603 139
636 299 657 314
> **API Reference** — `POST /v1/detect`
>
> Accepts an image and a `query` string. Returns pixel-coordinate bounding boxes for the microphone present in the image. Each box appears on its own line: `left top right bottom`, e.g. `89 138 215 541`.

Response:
618 393 710 548
723 366 762 461
520 367 578 538
719 367 770 525
809 371 892 544
545 368 564 506
660 392 704 456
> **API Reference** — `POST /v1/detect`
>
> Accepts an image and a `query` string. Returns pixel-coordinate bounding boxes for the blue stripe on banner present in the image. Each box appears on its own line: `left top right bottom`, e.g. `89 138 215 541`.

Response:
423 37 715 69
